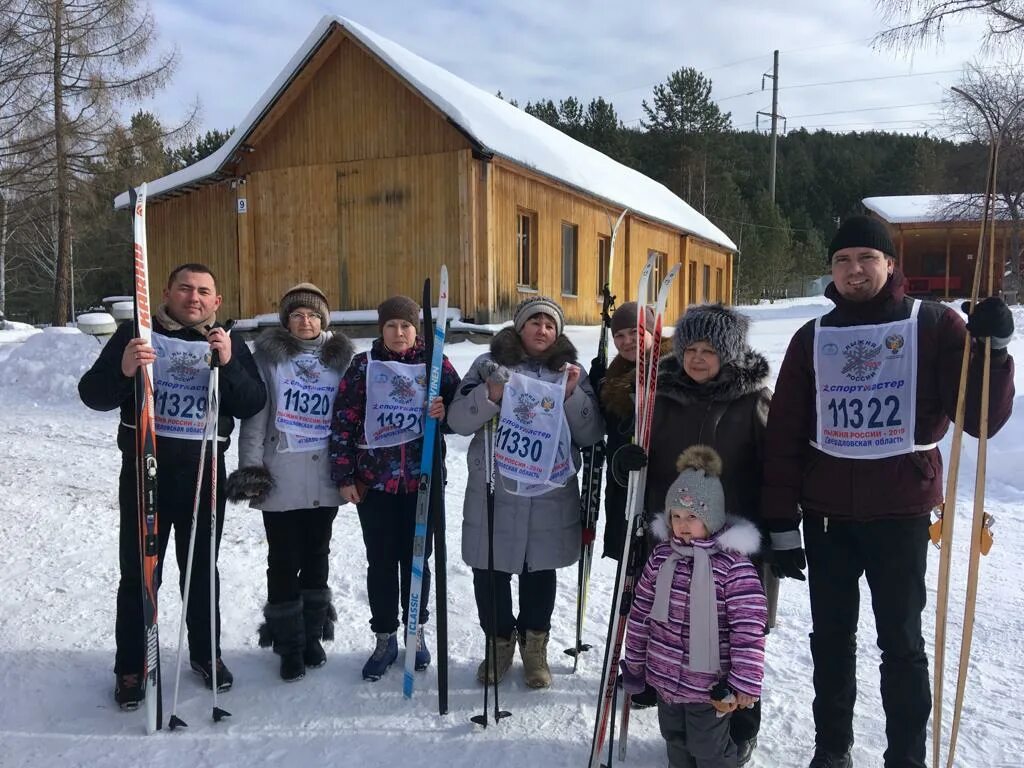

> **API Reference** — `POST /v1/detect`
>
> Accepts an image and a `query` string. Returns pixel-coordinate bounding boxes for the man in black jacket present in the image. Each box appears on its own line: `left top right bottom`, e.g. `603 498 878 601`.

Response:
79 263 266 709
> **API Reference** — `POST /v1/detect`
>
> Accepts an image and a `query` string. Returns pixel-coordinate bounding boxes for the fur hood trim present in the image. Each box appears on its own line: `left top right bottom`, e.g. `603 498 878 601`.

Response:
489 326 578 371
649 515 761 556
657 349 769 404
255 327 355 374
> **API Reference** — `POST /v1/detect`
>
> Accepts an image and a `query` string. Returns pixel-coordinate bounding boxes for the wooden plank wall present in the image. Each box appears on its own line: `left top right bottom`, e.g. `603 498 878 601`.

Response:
489 163 631 324
239 151 464 318
239 35 468 175
684 239 733 307
147 183 240 316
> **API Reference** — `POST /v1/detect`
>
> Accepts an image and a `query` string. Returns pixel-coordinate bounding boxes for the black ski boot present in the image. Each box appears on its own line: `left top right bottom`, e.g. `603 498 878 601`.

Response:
114 672 144 710
301 589 336 669
190 658 234 691
258 599 306 682
808 747 853 768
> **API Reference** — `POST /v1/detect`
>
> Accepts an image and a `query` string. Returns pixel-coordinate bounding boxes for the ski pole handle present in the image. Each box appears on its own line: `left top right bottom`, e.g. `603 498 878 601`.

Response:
205 319 235 368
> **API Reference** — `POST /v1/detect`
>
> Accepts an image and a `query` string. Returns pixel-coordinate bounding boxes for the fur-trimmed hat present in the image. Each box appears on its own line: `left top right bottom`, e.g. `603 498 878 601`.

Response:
828 215 895 262
377 295 420 331
664 445 726 537
513 295 564 335
279 283 330 327
673 303 749 367
610 301 655 334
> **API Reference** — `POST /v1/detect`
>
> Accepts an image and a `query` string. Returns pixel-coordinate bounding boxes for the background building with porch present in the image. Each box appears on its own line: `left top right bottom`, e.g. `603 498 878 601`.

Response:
863 194 1015 300
114 16 735 326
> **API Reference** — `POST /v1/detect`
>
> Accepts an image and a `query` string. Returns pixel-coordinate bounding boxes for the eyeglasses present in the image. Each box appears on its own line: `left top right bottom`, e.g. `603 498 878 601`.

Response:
289 312 322 323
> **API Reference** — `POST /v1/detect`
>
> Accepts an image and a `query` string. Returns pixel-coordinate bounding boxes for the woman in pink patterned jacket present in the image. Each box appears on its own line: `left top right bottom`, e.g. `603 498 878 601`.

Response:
621 445 767 768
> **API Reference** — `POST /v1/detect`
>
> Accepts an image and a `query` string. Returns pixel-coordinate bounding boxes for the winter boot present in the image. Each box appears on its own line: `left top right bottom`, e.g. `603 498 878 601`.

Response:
114 672 144 710
258 599 306 682
190 658 234 691
475 630 518 685
736 736 757 766
808 748 853 768
301 589 336 669
519 629 552 689
362 632 398 681
405 624 431 671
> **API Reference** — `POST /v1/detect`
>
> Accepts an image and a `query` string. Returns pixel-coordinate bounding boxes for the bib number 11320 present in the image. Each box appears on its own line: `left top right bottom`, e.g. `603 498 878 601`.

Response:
826 395 901 430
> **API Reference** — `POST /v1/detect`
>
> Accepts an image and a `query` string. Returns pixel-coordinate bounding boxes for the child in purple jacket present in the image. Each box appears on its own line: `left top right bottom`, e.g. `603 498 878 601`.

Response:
621 445 767 767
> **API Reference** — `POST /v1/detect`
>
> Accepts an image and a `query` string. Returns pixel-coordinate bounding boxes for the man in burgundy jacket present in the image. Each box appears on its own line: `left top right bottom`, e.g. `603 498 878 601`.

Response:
762 216 1015 768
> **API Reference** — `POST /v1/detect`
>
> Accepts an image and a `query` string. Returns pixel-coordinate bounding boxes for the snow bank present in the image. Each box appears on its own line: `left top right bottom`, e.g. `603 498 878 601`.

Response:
0 327 102 404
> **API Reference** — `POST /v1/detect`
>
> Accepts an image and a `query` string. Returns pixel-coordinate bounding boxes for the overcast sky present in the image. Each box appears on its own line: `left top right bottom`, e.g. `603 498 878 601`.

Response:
146 1 1000 142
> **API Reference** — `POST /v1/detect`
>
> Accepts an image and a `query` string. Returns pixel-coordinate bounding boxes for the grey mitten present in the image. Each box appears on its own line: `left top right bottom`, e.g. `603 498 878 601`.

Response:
480 360 511 385
226 465 274 503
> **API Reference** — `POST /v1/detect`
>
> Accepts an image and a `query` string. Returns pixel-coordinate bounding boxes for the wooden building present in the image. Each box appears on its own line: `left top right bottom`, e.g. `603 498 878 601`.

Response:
115 16 736 325
863 195 1013 299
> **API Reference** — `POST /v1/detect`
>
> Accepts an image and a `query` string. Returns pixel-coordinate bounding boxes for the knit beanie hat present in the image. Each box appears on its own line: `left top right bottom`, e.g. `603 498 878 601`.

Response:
664 445 726 537
513 295 564 335
673 303 749 367
610 301 655 334
828 215 895 262
377 295 420 331
279 282 330 327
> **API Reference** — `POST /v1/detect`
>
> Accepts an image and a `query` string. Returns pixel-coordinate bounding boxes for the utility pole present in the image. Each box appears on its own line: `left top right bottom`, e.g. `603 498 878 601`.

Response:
756 50 784 203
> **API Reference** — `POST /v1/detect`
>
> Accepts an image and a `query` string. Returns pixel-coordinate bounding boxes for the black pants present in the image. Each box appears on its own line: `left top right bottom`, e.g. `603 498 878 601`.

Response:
262 507 338 604
804 514 930 768
472 566 556 639
356 489 430 634
657 698 737 768
115 450 226 673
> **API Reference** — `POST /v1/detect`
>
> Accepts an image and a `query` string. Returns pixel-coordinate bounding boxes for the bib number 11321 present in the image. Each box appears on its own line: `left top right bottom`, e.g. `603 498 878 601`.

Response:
827 395 901 430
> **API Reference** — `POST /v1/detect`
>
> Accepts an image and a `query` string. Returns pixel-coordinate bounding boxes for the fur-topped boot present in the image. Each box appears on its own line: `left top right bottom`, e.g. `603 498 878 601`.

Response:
301 588 336 669
258 599 306 682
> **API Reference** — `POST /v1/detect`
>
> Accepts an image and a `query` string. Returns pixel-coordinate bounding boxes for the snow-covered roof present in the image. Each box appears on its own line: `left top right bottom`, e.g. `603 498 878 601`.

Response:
863 194 1010 224
114 16 735 252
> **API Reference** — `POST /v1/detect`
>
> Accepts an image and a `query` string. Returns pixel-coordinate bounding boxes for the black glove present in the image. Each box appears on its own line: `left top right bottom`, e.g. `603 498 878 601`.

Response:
226 465 274 503
611 444 648 485
962 297 1014 349
588 355 607 392
769 530 806 581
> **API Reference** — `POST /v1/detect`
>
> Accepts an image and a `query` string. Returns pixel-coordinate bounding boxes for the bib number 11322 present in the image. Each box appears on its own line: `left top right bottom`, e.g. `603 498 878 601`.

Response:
827 395 901 430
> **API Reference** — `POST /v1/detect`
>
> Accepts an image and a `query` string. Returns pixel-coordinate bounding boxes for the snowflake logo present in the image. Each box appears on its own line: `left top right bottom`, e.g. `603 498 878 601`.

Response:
294 358 320 384
841 340 883 382
390 374 417 404
514 393 539 424
168 350 203 382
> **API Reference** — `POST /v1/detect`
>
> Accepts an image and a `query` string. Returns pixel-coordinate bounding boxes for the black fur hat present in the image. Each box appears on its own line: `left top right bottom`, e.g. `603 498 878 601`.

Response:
673 303 749 366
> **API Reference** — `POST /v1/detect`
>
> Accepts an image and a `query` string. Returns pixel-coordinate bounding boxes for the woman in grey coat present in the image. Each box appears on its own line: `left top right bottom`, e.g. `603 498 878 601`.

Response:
448 296 603 689
226 283 354 682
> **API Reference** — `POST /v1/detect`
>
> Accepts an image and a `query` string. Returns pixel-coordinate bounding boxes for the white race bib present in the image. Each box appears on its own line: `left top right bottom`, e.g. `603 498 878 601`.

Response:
813 300 920 459
495 370 572 495
364 358 427 448
152 335 211 441
274 353 341 453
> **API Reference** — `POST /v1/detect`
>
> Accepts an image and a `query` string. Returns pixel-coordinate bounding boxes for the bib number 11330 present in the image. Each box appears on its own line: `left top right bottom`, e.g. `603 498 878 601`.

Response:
827 395 901 429
495 424 543 462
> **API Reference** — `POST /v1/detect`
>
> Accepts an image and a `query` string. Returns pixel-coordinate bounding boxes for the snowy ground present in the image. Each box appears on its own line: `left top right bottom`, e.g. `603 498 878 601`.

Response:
1 298 1022 768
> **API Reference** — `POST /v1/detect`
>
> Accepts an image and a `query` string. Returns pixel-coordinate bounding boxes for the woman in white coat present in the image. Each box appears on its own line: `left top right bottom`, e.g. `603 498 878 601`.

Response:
227 283 354 682
448 296 603 689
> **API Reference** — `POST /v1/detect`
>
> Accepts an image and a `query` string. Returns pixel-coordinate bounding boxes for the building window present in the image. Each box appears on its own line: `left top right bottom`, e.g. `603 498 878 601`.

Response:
648 249 668 304
597 235 611 297
561 222 579 296
715 267 724 302
688 260 697 303
703 265 711 302
517 209 538 289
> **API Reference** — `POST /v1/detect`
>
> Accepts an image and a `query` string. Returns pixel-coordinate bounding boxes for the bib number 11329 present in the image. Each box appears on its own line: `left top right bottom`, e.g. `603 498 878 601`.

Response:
826 395 901 430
